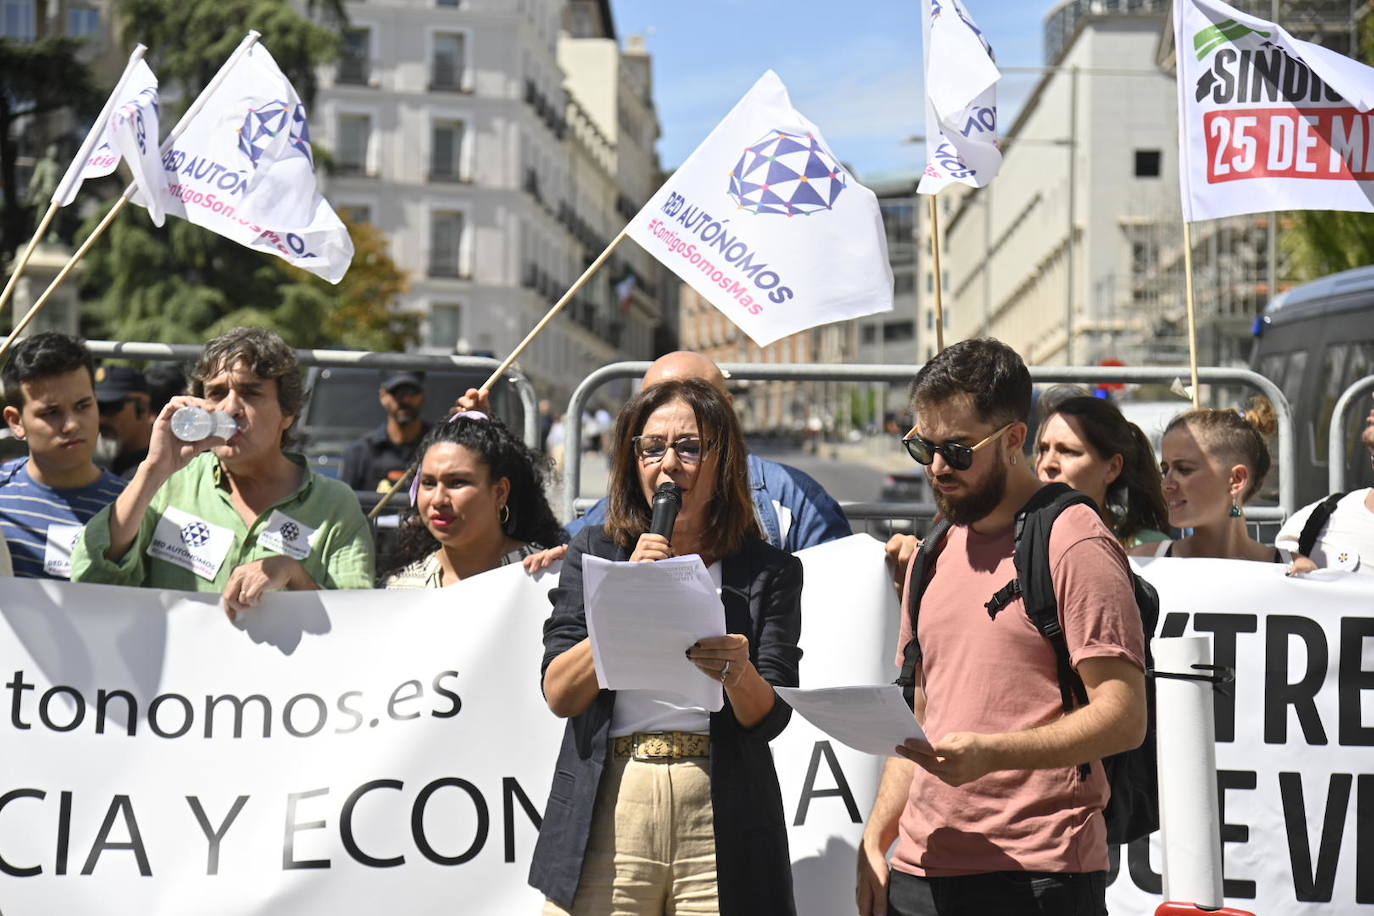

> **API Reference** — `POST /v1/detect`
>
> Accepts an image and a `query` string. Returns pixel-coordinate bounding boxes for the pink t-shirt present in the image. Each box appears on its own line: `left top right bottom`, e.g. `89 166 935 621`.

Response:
891 502 1144 877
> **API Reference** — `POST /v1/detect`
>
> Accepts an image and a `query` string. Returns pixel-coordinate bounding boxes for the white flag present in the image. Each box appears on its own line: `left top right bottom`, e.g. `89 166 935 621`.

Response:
157 42 353 283
108 61 166 226
624 70 893 347
53 47 163 224
918 0 1002 194
1178 0 1374 221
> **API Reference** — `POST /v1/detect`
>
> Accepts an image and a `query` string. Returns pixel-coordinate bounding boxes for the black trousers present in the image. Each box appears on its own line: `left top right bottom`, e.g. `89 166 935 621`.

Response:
887 868 1108 916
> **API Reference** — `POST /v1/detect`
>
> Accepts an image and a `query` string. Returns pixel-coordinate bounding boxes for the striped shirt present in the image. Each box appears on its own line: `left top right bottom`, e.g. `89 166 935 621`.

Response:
0 458 127 579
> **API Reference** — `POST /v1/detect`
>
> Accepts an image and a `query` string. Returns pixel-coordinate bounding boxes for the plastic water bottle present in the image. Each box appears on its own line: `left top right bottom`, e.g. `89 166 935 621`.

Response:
170 406 237 442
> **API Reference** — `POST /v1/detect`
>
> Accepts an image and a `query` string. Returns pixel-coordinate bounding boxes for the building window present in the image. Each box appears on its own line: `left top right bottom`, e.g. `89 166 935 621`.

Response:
883 321 915 343
338 28 371 85
1134 149 1161 178
861 325 877 345
429 211 465 278
431 33 466 91
1 0 35 40
893 273 916 295
430 119 466 181
430 303 462 349
67 6 99 35
436 0 461 6
336 114 372 176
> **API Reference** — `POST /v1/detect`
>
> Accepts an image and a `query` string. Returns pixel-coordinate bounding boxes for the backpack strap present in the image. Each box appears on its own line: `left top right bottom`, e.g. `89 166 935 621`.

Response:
896 518 951 711
1010 483 1099 777
1297 491 1349 558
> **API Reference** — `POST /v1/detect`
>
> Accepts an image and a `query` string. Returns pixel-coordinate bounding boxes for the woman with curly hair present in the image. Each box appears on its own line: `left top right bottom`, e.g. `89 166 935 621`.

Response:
382 412 564 588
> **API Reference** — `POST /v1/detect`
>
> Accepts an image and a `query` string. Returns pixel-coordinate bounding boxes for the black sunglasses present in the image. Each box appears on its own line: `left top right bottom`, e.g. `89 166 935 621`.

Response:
901 423 1014 471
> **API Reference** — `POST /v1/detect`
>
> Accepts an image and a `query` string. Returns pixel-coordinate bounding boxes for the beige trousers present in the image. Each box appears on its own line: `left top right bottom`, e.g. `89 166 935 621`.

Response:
542 755 719 916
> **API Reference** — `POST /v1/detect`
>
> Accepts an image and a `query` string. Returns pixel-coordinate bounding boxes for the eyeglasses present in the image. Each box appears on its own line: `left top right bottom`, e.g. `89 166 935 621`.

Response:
632 435 707 465
901 422 1014 471
98 400 128 417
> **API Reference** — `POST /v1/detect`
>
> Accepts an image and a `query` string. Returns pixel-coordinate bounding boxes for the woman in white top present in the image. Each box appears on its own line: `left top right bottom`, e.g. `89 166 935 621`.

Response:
381 412 563 588
532 378 802 916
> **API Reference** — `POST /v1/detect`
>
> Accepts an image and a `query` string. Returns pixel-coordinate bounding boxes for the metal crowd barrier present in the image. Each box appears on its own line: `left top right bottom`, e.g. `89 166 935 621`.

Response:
85 341 541 450
563 362 1295 526
1329 373 1374 493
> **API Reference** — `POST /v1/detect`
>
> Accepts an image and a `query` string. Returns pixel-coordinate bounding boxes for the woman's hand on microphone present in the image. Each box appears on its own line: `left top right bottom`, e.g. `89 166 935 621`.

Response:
630 532 672 562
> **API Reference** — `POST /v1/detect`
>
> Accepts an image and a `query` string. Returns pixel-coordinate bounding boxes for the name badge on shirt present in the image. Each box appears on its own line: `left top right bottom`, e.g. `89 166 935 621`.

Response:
147 507 236 581
258 510 319 562
43 523 83 579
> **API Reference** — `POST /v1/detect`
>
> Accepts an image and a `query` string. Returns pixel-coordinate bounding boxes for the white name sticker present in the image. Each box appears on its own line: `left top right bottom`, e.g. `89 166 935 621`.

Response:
147 507 236 581
257 510 319 562
43 523 84 579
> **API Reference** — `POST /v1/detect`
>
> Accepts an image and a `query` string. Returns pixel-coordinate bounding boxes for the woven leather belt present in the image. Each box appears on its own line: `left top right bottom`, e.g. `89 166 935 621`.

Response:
613 731 710 760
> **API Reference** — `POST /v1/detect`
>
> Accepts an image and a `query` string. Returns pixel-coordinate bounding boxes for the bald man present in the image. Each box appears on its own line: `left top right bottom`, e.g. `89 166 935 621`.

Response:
454 351 851 553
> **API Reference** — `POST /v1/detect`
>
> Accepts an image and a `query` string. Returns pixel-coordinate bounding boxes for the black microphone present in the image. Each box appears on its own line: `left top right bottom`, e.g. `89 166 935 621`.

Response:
649 482 683 541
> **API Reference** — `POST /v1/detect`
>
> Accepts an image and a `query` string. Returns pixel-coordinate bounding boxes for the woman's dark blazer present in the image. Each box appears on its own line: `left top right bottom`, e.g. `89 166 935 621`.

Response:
529 525 803 916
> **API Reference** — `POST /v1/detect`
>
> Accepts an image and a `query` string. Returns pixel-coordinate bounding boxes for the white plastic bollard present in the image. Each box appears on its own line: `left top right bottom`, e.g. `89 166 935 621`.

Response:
1152 635 1224 909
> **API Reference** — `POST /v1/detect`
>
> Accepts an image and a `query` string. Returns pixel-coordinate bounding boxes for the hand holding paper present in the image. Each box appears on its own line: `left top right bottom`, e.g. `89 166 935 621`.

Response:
774 685 930 757
583 554 726 711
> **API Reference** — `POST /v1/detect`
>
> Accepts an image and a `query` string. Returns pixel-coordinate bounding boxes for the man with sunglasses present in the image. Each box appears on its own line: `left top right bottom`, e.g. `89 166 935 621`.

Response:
858 339 1147 916
1 333 126 579
94 365 153 478
340 370 432 494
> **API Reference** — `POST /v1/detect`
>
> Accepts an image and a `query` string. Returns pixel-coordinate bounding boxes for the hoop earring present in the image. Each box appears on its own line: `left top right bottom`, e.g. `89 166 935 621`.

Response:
1229 498 1243 518
499 504 510 525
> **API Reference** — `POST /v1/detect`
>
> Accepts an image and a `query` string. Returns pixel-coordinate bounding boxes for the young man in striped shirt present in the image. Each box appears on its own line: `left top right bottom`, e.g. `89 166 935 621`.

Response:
1 333 126 579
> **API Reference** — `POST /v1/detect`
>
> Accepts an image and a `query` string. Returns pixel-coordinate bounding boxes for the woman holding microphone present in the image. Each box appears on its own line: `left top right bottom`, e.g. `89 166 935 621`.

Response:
531 378 802 916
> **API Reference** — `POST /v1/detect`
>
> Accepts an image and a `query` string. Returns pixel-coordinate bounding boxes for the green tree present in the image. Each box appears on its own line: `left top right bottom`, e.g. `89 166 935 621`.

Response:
0 37 100 261
120 0 345 109
79 204 412 350
1283 16 1374 281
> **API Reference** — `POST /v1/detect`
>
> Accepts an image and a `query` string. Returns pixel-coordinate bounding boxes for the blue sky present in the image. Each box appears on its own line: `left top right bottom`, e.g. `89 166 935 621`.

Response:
611 1 1051 183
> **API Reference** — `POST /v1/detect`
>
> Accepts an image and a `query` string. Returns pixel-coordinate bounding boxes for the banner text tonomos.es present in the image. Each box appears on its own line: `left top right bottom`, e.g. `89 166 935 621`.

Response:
4 668 462 740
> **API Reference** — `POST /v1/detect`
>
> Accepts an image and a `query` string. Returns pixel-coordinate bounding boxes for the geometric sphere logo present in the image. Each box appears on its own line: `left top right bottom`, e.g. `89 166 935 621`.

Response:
727 129 846 217
279 521 300 542
180 521 211 548
238 99 314 171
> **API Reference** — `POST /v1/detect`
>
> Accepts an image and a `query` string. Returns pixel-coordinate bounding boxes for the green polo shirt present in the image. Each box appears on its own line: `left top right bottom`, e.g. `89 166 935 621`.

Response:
72 452 375 592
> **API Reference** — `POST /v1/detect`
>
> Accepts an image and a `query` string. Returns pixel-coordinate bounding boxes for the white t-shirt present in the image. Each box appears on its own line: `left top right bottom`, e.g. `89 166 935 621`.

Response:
1275 488 1374 575
609 561 721 737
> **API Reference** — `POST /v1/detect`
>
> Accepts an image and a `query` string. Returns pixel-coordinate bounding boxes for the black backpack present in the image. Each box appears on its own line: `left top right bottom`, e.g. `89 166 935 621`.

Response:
895 482 1160 845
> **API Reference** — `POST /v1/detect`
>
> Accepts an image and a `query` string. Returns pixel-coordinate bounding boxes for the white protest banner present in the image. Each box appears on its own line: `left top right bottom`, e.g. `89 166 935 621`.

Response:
919 0 1002 193
778 535 901 915
1106 557 1374 914
3 544 1370 915
0 566 559 914
53 47 163 225
157 40 354 282
624 70 893 347
1177 0 1374 220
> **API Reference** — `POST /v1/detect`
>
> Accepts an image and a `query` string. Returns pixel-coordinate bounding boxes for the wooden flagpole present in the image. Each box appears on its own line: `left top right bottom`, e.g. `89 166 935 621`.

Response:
0 196 131 355
928 195 946 352
0 44 152 338
367 228 629 519
0 33 262 362
1182 221 1201 409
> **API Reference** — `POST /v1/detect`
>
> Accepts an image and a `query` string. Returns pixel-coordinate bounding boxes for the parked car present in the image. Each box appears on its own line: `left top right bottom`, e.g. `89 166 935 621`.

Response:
878 468 931 535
